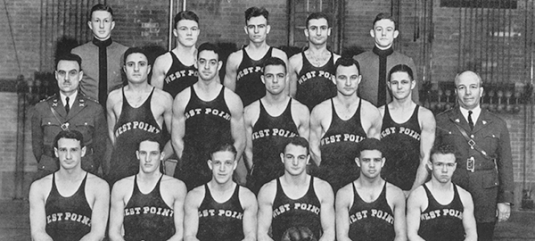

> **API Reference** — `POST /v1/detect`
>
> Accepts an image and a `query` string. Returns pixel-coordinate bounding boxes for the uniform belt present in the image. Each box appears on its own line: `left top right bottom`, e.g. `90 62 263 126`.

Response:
470 158 496 172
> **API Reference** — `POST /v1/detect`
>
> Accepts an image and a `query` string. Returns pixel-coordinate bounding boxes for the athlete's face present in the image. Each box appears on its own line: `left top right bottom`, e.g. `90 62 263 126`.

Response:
429 153 457 184
124 53 151 84
388 71 415 100
136 140 163 174
262 64 287 95
356 150 385 179
455 71 483 110
370 19 398 49
281 144 309 176
335 64 361 96
208 151 237 184
174 19 199 48
305 18 330 45
197 50 221 81
245 16 270 43
55 138 86 170
56 60 83 96
88 10 114 41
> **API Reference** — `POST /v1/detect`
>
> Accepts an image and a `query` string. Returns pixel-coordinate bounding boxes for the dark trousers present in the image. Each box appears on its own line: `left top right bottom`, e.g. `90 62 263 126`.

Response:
477 222 496 241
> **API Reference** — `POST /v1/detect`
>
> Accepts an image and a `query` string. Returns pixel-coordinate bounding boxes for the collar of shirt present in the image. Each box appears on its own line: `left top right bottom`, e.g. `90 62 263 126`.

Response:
60 91 78 109
459 105 481 125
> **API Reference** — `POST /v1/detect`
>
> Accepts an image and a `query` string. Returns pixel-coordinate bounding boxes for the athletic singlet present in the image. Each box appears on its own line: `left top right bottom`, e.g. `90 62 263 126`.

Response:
124 175 175 241
109 88 162 185
162 51 198 98
176 86 232 190
348 182 395 241
295 51 337 111
380 105 421 191
250 99 299 194
319 99 366 191
197 183 244 241
45 173 92 241
272 177 322 241
235 47 272 106
418 184 465 241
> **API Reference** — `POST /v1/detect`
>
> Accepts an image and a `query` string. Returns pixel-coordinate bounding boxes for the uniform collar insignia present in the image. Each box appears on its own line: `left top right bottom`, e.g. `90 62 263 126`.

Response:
455 118 460 123
482 120 487 125
79 98 85 107
52 98 58 107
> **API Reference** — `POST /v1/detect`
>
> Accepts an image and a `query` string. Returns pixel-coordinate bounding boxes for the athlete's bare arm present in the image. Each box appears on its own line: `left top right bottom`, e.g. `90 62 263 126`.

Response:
163 177 188 241
225 89 246 168
315 178 336 241
257 180 277 241
334 183 354 241
412 107 436 192
79 175 110 241
406 186 427 241
29 176 54 241
292 100 310 140
223 51 243 91
360 100 382 139
243 101 260 172
106 89 122 145
240 187 259 241
151 53 172 89
183 186 204 241
153 90 175 160
171 88 191 160
458 187 477 241
386 183 407 241
109 177 133 241
288 53 303 98
309 101 331 166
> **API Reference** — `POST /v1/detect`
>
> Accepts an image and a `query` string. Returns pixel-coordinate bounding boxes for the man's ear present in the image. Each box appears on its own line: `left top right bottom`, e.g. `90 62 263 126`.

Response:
266 25 271 34
393 30 399 39
355 157 360 167
370 29 375 38
207 159 213 170
81 146 87 157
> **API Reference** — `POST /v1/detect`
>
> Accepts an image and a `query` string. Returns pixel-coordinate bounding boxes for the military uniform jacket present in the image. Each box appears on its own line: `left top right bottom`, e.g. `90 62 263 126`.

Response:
31 93 107 174
435 106 513 222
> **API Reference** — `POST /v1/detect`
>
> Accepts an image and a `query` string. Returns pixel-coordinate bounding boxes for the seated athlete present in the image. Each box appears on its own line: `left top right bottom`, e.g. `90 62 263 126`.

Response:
109 136 187 241
183 143 257 241
29 130 109 241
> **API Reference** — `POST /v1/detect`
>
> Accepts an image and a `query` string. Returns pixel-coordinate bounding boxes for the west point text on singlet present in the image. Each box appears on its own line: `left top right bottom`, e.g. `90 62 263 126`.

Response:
164 70 198 84
380 126 421 141
237 66 262 81
298 70 335 85
272 202 320 218
185 108 231 121
46 212 91 226
420 208 463 220
349 209 394 225
124 206 174 217
115 121 161 137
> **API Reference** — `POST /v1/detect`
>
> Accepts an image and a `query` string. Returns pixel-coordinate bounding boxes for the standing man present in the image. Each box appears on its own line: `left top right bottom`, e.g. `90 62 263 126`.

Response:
407 143 477 241
309 58 382 191
354 13 419 107
244 57 310 194
32 53 107 178
172 42 246 190
289 12 340 111
183 143 257 241
257 137 335 241
379 64 435 196
72 3 128 107
224 7 289 107
109 137 187 241
29 130 109 241
335 138 406 241
435 70 513 240
106 47 174 185
151 10 199 98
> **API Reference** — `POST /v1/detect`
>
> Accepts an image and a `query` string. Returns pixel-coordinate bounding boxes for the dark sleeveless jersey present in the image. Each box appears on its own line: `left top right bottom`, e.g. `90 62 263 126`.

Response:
250 99 299 194
235 47 272 106
295 52 337 111
197 183 245 241
124 175 175 241
348 182 395 241
272 177 322 241
418 184 465 241
175 86 233 190
380 105 422 191
319 99 366 191
109 88 162 185
45 173 92 241
162 51 198 98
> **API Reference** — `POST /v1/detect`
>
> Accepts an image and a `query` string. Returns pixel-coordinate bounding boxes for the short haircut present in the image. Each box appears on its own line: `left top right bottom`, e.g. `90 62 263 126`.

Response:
388 64 414 81
210 142 237 160
137 136 164 152
306 12 330 27
373 13 397 30
89 3 114 19
262 57 287 74
245 7 269 24
197 42 222 60
173 10 199 29
54 130 84 149
56 53 82 70
358 138 384 156
430 143 457 163
334 57 361 74
454 70 483 86
282 137 310 154
123 47 148 64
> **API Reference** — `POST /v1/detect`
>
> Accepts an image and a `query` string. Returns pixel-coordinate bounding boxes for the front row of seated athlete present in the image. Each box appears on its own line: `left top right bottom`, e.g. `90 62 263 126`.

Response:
30 130 477 241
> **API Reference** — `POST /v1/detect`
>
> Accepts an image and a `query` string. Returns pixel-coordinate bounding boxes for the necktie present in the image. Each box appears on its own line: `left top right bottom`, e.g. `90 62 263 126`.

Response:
65 96 70 114
468 110 474 130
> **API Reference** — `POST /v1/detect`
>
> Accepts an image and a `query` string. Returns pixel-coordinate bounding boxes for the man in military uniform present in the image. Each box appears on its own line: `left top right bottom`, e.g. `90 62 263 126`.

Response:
435 70 513 241
32 53 107 179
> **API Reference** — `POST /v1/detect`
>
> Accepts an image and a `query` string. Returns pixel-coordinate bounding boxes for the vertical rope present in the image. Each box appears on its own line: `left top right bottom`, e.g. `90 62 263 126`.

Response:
2 0 22 75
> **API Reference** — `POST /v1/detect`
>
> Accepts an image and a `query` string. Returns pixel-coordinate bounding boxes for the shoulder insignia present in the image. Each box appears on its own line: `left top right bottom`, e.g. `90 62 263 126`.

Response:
454 118 460 123
482 120 487 125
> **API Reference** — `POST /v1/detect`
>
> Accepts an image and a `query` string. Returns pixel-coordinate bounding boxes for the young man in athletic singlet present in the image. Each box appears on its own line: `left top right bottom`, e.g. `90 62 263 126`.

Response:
407 143 477 241
172 42 246 190
29 130 109 241
335 138 406 241
309 58 382 191
106 47 174 185
289 12 341 111
109 137 187 241
224 7 289 107
183 143 257 241
244 57 310 194
257 137 335 241
379 64 435 197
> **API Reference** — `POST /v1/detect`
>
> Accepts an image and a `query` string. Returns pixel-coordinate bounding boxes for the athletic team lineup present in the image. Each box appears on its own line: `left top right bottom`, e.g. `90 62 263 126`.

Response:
28 3 515 241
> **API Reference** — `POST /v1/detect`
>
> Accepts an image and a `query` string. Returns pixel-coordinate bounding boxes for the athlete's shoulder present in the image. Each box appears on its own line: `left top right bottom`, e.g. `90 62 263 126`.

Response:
407 184 426 203
258 178 277 198
223 87 244 106
161 175 187 193
386 182 404 195
244 100 260 116
227 49 244 64
153 87 174 101
313 176 334 193
86 173 110 192
31 173 54 190
238 185 257 201
154 51 173 63
311 98 331 113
